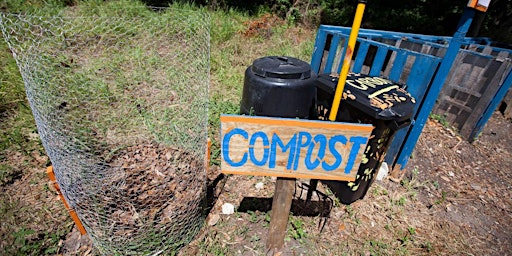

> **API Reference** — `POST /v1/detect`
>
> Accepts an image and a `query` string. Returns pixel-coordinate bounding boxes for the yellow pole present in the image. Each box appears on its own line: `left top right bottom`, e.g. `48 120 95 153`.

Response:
328 0 367 121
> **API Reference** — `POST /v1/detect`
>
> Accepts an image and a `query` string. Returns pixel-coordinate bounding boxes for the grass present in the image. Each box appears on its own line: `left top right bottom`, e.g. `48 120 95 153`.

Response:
0 178 72 254
429 113 450 128
1 13 65 252
0 22 36 161
288 216 307 240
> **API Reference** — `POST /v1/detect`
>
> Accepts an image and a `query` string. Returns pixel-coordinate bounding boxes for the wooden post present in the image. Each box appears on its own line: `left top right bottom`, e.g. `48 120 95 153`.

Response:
266 177 295 253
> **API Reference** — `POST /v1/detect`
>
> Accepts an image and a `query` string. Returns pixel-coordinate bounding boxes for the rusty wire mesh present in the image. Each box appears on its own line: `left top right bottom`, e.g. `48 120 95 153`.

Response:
1 3 209 255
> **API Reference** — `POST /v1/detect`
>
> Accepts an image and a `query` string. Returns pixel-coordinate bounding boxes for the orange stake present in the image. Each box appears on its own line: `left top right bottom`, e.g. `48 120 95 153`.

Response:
206 138 211 170
47 166 87 235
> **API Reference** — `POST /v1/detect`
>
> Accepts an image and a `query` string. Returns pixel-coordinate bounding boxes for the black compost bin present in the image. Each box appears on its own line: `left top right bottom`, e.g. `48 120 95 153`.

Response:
240 56 316 118
316 73 416 204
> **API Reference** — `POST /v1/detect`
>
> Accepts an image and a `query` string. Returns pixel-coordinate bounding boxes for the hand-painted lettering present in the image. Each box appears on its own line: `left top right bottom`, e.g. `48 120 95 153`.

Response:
223 128 248 167
269 133 297 170
305 134 327 170
249 131 269 166
322 134 347 171
346 79 367 90
294 132 312 170
344 136 369 174
220 115 373 180
223 128 369 173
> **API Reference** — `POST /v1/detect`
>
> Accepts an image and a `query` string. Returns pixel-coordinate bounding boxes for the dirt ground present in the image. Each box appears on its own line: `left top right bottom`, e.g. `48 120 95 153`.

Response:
2 111 511 255
409 112 511 241
403 111 512 255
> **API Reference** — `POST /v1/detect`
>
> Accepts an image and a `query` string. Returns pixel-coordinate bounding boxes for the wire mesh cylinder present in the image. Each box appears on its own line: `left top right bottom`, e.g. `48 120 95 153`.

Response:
1 4 209 255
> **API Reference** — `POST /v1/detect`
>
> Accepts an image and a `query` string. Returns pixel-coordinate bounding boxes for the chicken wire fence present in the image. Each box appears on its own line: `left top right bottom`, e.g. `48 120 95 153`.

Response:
1 5 209 255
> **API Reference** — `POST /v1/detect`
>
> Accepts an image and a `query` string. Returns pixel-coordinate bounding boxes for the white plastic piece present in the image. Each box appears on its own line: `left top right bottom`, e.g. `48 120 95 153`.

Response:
376 162 389 181
221 203 235 215
255 182 264 190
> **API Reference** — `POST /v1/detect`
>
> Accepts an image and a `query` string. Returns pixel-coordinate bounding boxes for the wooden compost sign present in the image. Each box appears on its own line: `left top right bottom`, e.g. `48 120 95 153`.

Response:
220 115 373 181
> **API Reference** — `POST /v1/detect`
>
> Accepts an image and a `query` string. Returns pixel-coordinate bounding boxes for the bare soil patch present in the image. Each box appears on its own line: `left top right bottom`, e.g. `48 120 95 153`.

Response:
406 111 512 254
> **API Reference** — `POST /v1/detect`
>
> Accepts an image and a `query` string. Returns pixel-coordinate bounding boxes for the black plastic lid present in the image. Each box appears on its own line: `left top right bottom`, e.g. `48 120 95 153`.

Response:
251 56 311 80
317 73 416 121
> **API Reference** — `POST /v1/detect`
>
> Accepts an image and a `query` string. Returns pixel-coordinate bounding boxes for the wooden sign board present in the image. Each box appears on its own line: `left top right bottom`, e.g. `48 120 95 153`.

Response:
467 0 491 12
220 115 373 181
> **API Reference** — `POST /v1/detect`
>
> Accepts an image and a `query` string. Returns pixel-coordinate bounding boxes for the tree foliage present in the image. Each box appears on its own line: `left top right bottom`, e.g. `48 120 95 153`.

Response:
477 0 512 44
190 0 511 44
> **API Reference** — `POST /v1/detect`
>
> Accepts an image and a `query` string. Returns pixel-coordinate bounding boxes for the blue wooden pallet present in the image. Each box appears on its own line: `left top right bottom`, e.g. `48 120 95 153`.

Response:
311 25 443 173
311 9 512 175
309 8 512 174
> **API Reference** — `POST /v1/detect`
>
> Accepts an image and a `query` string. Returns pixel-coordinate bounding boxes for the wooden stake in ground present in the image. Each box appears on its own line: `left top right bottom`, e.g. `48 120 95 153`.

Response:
47 166 87 235
266 177 295 253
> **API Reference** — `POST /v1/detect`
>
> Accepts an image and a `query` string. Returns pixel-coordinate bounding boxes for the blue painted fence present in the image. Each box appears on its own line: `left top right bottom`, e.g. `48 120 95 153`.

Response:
311 20 512 174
